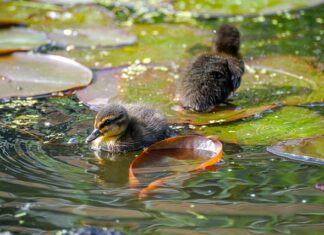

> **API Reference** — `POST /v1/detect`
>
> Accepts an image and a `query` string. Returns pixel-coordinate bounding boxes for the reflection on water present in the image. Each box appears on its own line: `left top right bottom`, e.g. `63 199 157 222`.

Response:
0 98 323 234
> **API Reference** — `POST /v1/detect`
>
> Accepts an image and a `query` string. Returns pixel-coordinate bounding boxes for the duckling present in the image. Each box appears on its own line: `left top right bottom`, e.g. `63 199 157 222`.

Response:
178 24 245 112
85 103 171 153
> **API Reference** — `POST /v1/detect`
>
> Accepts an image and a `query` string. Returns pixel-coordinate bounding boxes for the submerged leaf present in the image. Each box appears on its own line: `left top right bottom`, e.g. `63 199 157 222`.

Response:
0 28 48 54
129 135 223 198
0 52 92 99
267 136 324 165
48 27 137 49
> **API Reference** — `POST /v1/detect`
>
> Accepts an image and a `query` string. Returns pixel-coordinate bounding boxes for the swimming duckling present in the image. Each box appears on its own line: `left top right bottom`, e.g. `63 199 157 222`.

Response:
85 103 171 153
178 24 245 112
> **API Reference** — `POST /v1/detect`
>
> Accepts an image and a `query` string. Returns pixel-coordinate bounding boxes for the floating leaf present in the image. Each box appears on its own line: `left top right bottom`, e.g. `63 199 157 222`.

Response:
129 135 223 198
35 0 95 5
53 24 212 68
0 52 92 99
32 5 114 31
242 55 324 106
158 0 324 17
0 3 113 31
267 136 324 165
203 107 324 145
0 28 48 54
47 27 137 49
76 64 276 125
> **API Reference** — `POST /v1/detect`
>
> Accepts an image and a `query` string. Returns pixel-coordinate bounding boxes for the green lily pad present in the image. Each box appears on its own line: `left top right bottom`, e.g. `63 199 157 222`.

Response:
160 0 324 17
47 27 137 49
53 24 212 68
100 0 324 18
0 27 48 55
76 64 276 125
267 136 324 165
32 5 114 31
241 55 324 106
0 52 92 99
77 54 323 125
0 3 114 31
36 0 95 5
202 107 324 145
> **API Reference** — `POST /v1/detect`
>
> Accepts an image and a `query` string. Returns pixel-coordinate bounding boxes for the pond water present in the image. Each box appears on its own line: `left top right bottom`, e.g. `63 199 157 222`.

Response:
0 1 324 234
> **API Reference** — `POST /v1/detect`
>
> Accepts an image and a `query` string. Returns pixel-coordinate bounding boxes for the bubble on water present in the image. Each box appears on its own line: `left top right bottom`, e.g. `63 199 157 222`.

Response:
67 138 78 145
250 193 256 198
301 199 307 203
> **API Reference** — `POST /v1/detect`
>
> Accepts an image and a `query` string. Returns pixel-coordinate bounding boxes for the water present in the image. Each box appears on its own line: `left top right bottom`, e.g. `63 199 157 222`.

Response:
0 98 323 234
0 1 324 234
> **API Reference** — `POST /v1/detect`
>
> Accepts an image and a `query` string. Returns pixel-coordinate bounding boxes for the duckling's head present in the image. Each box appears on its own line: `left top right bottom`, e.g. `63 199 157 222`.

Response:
213 24 240 56
85 104 129 144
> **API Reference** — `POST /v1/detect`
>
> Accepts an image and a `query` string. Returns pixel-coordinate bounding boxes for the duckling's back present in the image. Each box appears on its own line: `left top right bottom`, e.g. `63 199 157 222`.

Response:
117 104 171 151
178 24 244 112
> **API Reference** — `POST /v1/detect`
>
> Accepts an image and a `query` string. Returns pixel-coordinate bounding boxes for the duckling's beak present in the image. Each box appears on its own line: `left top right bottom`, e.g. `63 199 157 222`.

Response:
85 128 101 143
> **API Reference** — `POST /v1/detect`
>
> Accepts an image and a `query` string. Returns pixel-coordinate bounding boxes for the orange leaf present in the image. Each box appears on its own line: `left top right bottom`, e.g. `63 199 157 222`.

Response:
129 135 223 199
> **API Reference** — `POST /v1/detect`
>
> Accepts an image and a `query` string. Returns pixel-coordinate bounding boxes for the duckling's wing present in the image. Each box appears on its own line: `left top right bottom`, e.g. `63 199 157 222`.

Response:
120 104 170 149
228 58 244 91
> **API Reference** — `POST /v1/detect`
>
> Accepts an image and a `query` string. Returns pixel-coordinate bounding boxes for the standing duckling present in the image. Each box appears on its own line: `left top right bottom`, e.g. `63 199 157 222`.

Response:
178 25 245 112
85 103 171 153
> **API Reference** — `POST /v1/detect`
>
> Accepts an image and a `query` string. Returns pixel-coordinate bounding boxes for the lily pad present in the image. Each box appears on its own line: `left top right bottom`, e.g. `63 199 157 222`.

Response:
241 55 324 106
129 135 223 198
0 52 92 99
267 136 324 165
0 3 114 31
202 107 324 145
0 28 48 55
47 27 137 49
76 64 275 125
36 0 95 5
53 24 212 68
159 0 324 17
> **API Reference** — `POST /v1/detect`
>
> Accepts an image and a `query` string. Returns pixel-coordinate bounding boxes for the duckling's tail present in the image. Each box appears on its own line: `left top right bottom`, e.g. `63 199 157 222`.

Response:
213 24 241 56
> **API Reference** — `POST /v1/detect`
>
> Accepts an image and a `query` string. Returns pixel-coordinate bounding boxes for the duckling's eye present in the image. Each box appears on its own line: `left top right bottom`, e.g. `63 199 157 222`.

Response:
99 115 123 129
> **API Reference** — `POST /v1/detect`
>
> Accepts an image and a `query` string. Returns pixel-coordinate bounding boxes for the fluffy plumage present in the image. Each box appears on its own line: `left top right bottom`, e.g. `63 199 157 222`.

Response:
178 24 245 112
86 103 171 153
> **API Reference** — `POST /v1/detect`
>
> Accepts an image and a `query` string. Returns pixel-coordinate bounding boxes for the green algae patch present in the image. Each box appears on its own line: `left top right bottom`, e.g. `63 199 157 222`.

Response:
202 107 324 145
267 135 324 165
